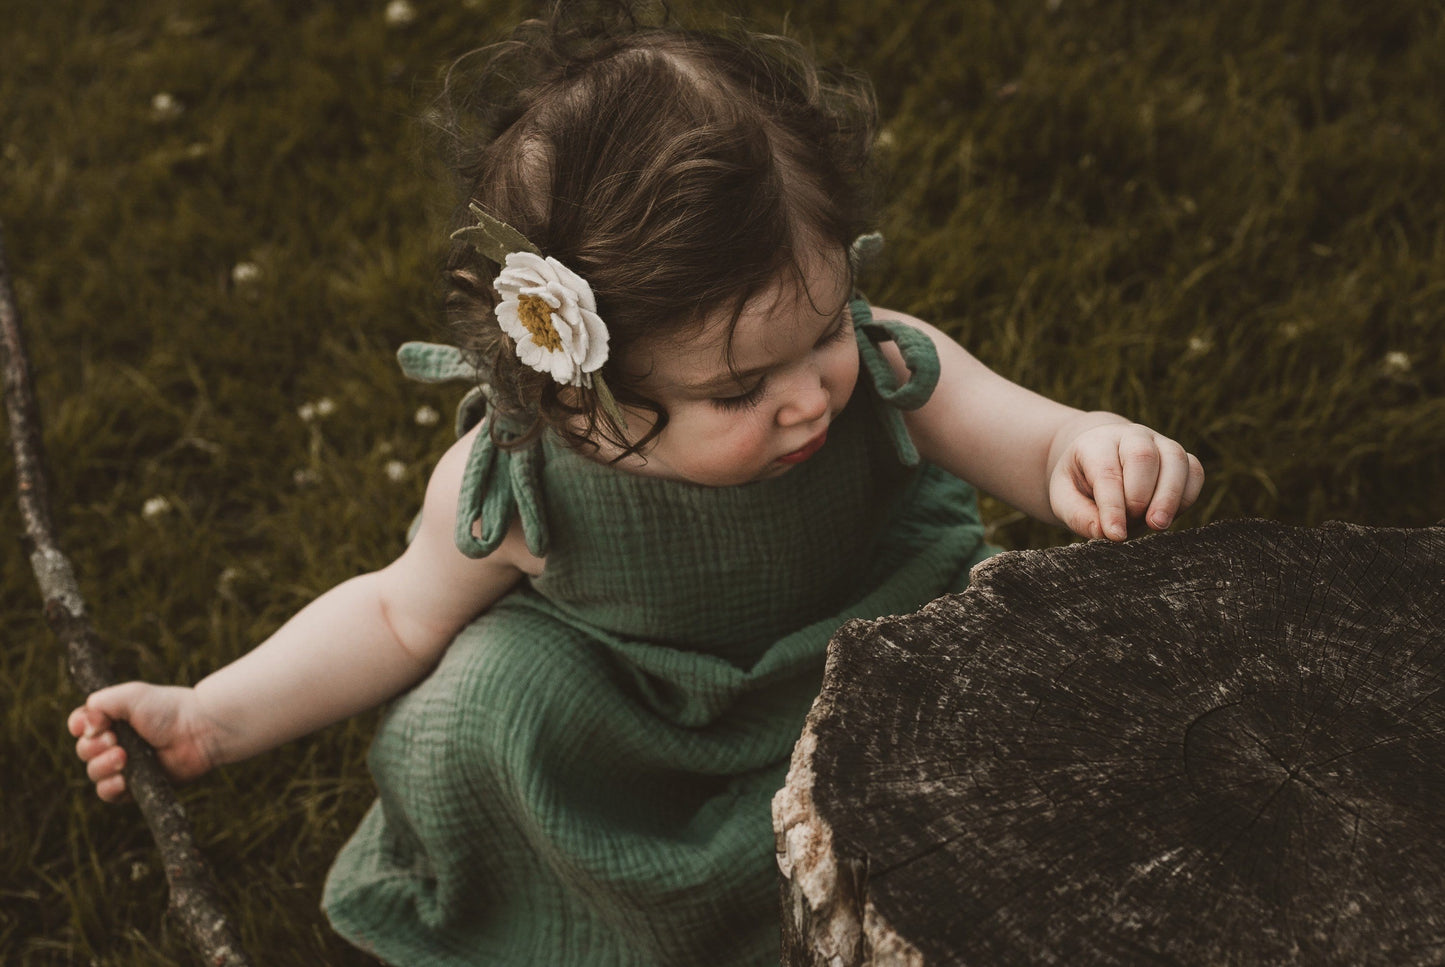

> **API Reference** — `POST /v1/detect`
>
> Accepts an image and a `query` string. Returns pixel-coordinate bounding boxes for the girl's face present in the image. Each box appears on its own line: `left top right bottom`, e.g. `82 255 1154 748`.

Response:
603 245 859 487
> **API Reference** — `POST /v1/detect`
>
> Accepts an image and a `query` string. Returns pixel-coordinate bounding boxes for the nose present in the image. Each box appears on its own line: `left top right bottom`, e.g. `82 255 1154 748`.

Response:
775 364 830 427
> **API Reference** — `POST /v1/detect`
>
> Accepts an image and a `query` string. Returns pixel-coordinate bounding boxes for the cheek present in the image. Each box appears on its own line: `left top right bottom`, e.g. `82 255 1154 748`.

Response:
828 345 861 406
695 416 774 468
663 410 776 483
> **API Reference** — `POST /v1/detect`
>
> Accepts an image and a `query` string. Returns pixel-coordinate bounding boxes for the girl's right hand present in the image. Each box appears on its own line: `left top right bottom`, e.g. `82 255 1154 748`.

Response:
67 683 218 803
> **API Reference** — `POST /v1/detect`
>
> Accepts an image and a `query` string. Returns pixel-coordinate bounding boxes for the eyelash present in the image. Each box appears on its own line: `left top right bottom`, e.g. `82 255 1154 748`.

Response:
711 379 769 412
709 312 851 413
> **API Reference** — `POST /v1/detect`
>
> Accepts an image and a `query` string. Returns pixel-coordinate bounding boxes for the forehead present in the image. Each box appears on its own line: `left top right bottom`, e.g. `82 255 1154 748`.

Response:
631 245 851 389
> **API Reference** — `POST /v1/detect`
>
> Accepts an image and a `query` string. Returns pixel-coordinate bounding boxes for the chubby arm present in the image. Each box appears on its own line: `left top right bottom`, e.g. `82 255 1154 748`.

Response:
69 426 537 800
872 308 1204 541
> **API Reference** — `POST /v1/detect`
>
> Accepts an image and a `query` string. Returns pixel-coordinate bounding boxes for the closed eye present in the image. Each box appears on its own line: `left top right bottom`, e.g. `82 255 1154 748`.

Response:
709 309 849 412
710 377 769 412
817 309 852 347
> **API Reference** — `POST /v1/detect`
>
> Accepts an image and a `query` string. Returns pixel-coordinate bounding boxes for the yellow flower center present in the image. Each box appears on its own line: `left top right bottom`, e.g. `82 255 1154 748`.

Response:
516 294 563 352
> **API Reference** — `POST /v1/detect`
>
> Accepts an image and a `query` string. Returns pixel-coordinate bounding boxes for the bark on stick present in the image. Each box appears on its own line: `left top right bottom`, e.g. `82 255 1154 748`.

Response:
0 221 256 967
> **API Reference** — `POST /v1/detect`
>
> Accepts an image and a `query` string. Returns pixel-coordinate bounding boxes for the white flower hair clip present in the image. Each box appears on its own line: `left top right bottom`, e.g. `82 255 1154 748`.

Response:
451 203 626 429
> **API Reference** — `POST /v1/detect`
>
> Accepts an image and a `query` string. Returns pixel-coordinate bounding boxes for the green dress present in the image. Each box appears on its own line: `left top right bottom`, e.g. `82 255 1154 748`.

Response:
322 300 997 965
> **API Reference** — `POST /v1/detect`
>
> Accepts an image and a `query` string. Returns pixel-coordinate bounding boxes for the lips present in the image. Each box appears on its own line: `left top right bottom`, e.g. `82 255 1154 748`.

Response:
777 429 828 465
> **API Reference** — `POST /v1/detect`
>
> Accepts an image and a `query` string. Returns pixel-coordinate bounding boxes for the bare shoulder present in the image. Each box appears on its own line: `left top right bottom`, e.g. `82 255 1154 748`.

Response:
368 426 537 655
865 305 929 328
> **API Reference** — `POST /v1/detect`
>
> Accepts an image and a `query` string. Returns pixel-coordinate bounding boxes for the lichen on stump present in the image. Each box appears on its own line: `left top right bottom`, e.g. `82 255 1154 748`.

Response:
774 518 1445 966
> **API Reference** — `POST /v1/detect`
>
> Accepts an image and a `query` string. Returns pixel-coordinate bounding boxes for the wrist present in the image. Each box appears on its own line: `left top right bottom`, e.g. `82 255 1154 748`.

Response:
189 677 245 769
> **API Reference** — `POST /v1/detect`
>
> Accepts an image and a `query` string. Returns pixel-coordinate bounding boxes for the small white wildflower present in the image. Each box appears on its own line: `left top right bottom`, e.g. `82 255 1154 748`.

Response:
217 566 244 602
150 92 184 121
875 128 897 150
231 261 261 286
414 405 440 426
293 467 319 487
142 496 172 519
1382 351 1412 374
384 460 408 482
384 0 416 26
1186 335 1213 357
298 397 335 421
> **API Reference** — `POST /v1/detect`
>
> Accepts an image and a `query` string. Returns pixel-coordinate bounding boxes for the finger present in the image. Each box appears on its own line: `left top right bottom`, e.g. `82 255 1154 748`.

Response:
1143 440 1191 529
1119 429 1162 520
86 745 127 786
67 707 89 738
83 704 112 737
96 773 129 804
75 728 119 763
86 682 147 726
1182 453 1205 509
1049 471 1106 540
1087 457 1128 541
69 704 110 738
76 731 120 763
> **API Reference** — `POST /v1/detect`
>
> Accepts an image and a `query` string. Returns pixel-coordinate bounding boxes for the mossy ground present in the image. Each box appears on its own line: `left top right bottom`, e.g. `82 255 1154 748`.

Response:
2 0 1441 963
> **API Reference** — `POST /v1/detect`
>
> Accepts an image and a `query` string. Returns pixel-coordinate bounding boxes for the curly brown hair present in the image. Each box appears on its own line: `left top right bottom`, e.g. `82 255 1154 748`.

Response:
434 1 877 456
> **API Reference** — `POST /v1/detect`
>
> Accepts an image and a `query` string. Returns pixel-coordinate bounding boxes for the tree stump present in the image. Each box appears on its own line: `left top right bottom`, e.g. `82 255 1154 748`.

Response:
774 518 1445 966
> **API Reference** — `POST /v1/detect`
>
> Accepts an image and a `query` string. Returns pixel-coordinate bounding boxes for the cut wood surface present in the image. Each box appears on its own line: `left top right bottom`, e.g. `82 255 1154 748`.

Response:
775 518 1445 966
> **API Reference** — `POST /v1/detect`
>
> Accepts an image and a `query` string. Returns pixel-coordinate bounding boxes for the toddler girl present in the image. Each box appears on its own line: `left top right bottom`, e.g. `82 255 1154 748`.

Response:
69 5 1203 965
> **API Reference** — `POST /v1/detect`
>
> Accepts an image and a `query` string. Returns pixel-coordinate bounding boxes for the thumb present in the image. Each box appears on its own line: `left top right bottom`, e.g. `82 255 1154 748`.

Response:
1048 477 1106 541
85 681 153 729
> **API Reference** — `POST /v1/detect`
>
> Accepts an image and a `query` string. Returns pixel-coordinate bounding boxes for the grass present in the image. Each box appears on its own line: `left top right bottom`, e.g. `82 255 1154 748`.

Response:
2 0 1441 963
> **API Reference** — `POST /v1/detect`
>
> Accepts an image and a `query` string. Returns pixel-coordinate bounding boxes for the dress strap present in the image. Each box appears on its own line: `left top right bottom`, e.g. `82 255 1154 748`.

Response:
850 299 940 468
452 420 548 559
397 341 549 559
849 232 885 272
397 342 491 437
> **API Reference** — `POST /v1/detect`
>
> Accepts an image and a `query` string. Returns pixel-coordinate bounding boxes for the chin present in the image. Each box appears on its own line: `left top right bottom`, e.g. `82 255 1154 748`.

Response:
752 462 793 482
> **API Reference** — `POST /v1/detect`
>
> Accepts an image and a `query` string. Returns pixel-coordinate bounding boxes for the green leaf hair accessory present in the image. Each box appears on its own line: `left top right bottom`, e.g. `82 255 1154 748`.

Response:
453 203 628 430
450 202 541 263
590 369 627 433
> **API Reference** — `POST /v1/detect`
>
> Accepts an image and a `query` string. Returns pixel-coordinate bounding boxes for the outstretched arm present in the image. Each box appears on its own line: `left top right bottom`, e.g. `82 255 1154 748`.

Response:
69 426 536 801
873 308 1204 541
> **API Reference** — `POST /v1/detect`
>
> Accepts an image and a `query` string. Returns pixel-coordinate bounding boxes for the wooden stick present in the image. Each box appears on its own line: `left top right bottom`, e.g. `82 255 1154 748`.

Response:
0 221 256 967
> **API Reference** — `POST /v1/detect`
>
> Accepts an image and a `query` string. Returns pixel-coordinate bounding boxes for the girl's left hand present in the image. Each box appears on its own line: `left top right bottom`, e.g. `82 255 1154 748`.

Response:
1047 422 1204 542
